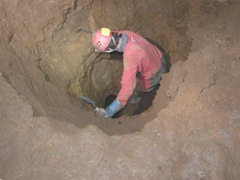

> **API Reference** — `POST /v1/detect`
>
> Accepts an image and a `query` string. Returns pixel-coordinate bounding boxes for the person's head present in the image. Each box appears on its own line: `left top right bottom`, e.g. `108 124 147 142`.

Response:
92 27 120 53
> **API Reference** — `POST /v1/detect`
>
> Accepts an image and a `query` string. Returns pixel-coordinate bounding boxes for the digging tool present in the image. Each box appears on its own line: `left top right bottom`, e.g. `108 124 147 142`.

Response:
79 96 97 109
76 27 93 35
80 96 109 118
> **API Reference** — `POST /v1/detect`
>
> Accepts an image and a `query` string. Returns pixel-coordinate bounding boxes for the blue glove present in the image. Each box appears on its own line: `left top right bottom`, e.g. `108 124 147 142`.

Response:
95 99 122 118
105 99 122 117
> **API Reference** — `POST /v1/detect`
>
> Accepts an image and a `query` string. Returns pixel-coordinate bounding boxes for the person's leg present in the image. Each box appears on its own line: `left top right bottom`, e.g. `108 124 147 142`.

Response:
129 56 167 104
148 56 167 92
128 73 143 104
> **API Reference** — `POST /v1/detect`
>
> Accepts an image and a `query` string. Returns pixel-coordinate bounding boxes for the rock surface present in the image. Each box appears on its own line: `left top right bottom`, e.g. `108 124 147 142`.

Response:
0 0 240 179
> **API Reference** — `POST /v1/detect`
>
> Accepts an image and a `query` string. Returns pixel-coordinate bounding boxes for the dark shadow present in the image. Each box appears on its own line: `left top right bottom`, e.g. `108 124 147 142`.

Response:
120 84 160 116
133 84 160 115
104 84 161 118
109 51 123 60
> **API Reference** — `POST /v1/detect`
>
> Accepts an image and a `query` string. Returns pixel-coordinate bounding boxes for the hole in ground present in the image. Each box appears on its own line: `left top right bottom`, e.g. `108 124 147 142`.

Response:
87 39 172 119
103 83 161 119
0 1 191 135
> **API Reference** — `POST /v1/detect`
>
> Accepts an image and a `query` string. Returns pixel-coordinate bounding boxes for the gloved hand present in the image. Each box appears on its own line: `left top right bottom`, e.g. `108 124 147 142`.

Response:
95 107 108 118
94 100 122 118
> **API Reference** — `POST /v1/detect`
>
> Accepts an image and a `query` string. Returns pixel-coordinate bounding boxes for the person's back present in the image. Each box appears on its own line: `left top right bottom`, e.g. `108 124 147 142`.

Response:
119 31 163 92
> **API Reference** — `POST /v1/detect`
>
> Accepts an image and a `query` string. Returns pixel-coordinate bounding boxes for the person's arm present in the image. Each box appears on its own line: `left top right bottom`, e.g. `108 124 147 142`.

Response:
95 100 122 118
116 58 138 107
95 56 138 118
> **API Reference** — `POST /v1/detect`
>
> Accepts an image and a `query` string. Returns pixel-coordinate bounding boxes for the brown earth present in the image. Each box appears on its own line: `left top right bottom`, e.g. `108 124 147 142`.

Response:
0 0 240 179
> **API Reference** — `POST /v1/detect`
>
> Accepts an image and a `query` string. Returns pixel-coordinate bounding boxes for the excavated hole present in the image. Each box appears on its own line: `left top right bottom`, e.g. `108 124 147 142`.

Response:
82 41 172 118
70 26 190 134
2 1 240 178
1 35 189 136
0 0 191 135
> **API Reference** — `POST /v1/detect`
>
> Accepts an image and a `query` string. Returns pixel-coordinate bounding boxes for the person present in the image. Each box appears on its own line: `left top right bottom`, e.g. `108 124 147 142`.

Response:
92 27 167 118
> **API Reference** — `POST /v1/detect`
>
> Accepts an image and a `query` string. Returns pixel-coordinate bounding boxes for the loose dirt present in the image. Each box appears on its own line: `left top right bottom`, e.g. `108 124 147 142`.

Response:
0 0 239 179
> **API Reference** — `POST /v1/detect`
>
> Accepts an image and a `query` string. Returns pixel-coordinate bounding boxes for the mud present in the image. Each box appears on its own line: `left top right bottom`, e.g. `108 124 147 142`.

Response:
0 0 240 179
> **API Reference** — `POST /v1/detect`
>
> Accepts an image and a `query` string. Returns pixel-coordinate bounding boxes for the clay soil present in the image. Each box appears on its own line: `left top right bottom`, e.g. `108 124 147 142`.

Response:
0 0 240 179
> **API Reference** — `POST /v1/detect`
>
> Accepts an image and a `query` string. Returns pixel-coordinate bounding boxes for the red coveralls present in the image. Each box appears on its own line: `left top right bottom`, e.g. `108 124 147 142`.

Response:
116 31 164 107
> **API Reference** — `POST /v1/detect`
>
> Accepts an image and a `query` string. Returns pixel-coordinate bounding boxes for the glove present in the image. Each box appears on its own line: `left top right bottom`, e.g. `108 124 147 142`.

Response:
95 100 122 118
105 99 122 117
95 107 108 118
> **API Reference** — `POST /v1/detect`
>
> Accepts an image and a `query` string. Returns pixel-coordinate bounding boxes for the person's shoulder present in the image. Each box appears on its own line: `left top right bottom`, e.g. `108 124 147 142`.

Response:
124 43 145 57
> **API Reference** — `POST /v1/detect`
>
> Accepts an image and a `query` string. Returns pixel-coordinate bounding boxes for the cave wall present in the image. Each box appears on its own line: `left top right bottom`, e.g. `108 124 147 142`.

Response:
0 0 191 106
0 0 239 179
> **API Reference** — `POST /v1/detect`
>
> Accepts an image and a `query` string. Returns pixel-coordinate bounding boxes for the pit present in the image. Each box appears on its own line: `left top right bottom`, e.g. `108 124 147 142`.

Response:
0 0 190 135
1 1 239 179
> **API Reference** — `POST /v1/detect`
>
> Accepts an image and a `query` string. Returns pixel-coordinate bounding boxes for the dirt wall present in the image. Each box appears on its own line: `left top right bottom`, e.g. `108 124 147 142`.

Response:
0 0 239 179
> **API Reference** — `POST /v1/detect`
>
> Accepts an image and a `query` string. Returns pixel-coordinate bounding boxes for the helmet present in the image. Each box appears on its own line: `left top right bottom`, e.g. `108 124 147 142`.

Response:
92 28 112 52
